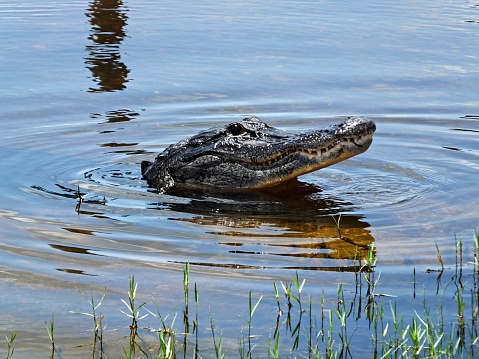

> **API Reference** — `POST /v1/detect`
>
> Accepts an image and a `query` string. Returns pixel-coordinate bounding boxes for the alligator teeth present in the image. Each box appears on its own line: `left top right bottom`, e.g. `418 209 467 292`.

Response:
256 132 370 164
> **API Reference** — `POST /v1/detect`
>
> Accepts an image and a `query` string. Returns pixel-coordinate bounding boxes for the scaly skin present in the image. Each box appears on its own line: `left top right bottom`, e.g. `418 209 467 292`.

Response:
141 116 376 190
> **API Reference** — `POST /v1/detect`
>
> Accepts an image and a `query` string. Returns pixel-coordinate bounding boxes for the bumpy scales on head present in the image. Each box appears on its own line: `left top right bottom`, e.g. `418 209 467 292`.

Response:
141 116 376 190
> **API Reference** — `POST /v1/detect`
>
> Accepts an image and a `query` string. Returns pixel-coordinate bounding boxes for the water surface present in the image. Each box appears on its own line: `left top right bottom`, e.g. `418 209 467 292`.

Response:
1 0 478 357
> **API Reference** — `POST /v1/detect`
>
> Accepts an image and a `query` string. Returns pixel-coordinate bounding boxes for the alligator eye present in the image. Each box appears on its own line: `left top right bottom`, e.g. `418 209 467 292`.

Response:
227 123 244 136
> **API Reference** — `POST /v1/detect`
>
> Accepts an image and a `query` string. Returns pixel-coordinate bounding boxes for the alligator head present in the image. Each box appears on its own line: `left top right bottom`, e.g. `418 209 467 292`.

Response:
141 116 376 190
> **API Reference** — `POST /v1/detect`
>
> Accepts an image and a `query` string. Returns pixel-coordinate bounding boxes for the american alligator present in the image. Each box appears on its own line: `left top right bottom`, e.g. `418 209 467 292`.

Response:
141 116 375 190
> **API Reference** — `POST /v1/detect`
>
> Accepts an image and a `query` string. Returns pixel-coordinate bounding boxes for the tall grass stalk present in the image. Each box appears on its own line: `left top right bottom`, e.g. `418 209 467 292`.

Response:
183 262 190 332
146 303 178 359
70 287 106 356
362 243 377 272
45 313 55 359
333 284 353 358
265 331 280 359
332 214 342 238
210 312 226 359
5 330 16 359
157 329 175 359
183 262 190 355
435 243 444 270
239 290 263 359
193 282 199 359
120 275 148 334
474 228 479 269
120 276 149 358
272 282 282 339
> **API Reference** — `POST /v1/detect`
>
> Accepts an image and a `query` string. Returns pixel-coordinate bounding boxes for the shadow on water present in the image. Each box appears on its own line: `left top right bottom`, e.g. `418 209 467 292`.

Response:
85 0 130 92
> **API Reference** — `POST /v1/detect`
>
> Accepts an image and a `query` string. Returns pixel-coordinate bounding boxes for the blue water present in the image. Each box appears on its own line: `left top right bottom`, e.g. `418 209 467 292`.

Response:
1 0 478 357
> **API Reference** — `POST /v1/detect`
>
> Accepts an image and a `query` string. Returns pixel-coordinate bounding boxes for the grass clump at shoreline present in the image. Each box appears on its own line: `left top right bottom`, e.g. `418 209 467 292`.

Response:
3 231 479 358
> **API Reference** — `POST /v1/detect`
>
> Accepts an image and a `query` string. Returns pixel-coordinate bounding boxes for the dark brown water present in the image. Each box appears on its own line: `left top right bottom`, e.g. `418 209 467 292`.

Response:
1 0 478 357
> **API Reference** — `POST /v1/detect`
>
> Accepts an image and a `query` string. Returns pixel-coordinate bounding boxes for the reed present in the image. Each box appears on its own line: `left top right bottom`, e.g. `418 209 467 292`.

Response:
145 302 178 359
120 276 148 335
210 312 226 359
239 290 263 358
70 287 106 357
45 314 55 359
5 330 16 359
120 276 149 358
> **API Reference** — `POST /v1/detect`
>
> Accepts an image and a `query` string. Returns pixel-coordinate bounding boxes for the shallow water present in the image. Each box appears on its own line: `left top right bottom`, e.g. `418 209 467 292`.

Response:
1 0 478 357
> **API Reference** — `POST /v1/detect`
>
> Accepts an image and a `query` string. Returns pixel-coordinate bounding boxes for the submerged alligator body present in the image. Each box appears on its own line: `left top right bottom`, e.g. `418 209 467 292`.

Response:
141 116 375 190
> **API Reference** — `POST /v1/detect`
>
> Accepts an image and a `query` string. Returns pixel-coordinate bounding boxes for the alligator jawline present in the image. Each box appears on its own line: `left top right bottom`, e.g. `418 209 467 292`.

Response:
224 134 372 168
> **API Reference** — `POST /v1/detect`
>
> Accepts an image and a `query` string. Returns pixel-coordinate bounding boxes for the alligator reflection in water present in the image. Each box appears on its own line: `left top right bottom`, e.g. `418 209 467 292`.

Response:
91 109 141 125
85 0 130 92
32 175 374 272
153 180 375 271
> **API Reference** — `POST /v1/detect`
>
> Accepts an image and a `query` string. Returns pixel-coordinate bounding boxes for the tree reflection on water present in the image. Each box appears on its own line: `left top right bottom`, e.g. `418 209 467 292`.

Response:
85 0 130 92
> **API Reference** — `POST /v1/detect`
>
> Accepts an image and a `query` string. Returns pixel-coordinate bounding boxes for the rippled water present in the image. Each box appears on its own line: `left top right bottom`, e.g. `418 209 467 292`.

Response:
1 0 478 357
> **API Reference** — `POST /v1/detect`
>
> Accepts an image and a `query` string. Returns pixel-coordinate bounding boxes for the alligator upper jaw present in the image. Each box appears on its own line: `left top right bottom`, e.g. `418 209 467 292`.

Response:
240 133 372 168
245 132 374 188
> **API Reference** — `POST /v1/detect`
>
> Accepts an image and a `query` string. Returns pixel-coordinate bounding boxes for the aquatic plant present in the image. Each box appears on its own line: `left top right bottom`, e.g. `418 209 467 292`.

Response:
238 291 263 359
120 276 148 335
5 331 16 359
3 230 479 358
45 314 55 359
70 288 106 357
